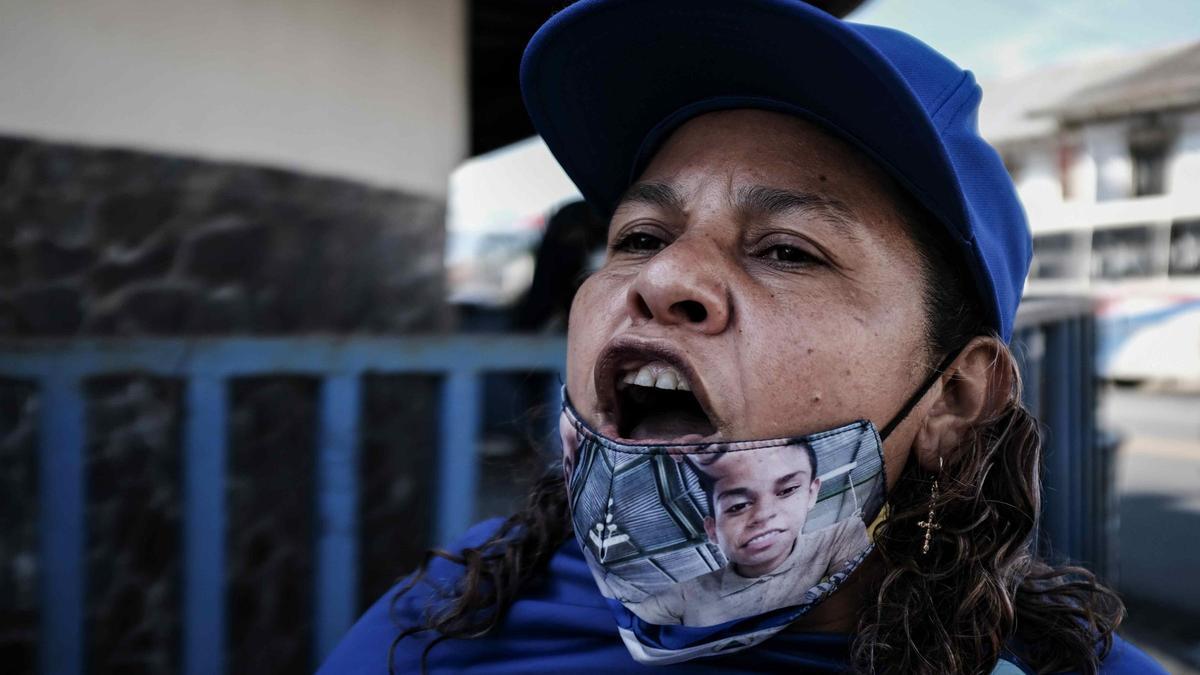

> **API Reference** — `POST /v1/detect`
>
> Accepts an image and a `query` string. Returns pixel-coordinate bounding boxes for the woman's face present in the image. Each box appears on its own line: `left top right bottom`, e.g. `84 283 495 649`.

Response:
566 109 935 483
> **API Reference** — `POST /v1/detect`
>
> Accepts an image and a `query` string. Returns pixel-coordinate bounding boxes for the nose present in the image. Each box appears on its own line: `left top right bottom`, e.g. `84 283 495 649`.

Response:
625 237 732 333
748 502 777 528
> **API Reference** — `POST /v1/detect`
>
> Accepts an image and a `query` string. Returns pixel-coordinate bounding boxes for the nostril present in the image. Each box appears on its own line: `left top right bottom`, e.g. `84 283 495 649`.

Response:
674 300 708 323
633 294 654 320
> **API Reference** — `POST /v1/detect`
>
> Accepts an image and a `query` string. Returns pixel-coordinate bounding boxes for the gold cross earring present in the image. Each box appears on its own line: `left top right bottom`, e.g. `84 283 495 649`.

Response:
918 456 942 555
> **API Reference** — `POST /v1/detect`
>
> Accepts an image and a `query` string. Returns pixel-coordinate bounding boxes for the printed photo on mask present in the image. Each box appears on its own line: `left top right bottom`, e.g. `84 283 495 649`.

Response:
560 402 887 638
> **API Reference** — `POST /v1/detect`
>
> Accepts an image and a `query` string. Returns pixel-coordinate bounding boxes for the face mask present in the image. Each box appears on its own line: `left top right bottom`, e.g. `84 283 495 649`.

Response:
557 354 954 665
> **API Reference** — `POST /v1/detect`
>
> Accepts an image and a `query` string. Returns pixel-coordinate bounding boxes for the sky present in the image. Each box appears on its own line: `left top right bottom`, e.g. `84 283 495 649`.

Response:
853 0 1200 81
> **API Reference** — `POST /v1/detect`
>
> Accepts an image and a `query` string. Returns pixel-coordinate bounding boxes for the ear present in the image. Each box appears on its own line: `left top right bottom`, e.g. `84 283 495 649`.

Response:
703 516 717 541
913 336 1015 471
807 477 821 509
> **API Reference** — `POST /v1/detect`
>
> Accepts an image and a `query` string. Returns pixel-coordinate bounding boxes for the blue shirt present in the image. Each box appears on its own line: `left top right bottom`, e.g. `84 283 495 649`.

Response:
319 518 1164 674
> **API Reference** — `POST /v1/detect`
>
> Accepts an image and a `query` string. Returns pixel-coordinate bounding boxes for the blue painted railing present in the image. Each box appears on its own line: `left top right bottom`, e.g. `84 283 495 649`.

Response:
0 298 1110 675
1012 297 1113 577
0 335 566 675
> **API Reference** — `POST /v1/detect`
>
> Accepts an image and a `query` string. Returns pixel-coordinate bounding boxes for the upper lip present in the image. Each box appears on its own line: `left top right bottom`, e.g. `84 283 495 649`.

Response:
592 336 722 439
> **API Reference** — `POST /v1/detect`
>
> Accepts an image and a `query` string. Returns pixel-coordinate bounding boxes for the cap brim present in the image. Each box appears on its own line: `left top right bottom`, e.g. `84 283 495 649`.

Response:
520 0 973 242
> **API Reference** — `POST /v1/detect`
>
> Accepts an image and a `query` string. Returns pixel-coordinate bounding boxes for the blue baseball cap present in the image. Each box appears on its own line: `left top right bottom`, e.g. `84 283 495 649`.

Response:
520 0 1032 341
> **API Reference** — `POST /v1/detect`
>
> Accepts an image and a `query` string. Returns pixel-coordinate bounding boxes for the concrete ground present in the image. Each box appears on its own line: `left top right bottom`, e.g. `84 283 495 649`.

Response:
1101 385 1200 674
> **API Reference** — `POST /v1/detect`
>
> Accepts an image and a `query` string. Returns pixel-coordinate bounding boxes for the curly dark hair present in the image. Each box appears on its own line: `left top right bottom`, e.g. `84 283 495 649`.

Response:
387 193 1124 674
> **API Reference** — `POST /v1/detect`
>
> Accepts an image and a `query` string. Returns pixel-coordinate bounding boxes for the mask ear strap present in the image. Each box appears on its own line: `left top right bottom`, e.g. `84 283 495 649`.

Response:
878 347 963 442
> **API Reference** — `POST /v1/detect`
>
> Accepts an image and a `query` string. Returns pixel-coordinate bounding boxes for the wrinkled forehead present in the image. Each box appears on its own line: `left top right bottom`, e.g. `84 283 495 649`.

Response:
618 109 911 223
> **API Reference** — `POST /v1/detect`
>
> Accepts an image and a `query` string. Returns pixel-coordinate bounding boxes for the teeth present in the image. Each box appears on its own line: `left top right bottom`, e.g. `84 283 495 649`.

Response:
747 530 778 546
634 368 655 387
654 370 678 390
621 362 693 392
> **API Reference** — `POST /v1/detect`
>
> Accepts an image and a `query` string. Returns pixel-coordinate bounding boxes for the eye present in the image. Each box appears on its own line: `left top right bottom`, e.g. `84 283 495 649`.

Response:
762 244 819 265
612 231 667 254
778 485 801 498
724 500 751 515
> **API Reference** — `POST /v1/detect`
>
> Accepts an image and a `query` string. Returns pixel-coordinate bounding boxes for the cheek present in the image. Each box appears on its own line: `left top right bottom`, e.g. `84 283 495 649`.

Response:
881 424 920 490
735 281 926 434
565 272 624 401
781 495 806 522
716 519 739 543
735 307 882 427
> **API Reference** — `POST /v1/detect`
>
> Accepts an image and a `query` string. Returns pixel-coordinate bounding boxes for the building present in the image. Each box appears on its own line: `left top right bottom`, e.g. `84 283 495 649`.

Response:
982 42 1200 382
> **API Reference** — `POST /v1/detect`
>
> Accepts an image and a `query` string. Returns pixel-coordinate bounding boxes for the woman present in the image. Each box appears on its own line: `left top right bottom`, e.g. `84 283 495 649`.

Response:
321 1 1162 673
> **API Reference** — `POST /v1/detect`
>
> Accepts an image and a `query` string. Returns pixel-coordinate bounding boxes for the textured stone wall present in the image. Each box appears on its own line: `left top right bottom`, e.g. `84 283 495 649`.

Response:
0 134 447 673
0 134 447 336
227 378 317 675
85 377 182 675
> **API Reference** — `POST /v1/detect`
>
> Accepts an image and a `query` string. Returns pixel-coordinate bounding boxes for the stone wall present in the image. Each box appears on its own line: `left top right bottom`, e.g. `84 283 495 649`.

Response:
0 134 447 674
85 377 182 675
226 378 317 675
0 134 447 336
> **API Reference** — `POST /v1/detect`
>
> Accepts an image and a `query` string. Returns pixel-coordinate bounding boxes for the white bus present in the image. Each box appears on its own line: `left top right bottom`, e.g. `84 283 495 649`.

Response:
1024 196 1200 385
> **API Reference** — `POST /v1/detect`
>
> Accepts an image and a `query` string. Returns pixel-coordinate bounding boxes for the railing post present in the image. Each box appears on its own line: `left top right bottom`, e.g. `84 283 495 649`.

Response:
314 374 361 665
38 376 86 675
1016 327 1045 417
1041 320 1075 561
183 376 228 675
1075 315 1099 568
437 371 481 545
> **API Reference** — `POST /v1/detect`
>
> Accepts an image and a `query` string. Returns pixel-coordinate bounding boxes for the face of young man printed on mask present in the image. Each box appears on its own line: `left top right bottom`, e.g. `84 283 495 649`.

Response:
560 402 880 642
700 443 821 578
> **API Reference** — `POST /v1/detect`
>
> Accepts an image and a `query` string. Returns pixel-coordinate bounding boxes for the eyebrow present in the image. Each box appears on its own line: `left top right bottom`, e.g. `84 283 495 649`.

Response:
733 185 862 242
614 182 862 243
774 470 810 486
715 468 812 502
615 181 686 214
715 486 752 503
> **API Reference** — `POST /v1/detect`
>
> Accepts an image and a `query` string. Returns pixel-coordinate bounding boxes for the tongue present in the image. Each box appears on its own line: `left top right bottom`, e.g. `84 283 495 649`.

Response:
628 408 715 442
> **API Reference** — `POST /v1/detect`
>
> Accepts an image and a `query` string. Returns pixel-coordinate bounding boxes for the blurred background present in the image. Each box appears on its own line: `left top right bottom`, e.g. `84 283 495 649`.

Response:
0 1 1196 673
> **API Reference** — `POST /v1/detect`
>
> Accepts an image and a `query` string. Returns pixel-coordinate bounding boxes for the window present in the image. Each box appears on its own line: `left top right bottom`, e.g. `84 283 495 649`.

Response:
1128 115 1172 197
1170 219 1200 277
1030 233 1080 280
1131 145 1167 196
1091 225 1158 280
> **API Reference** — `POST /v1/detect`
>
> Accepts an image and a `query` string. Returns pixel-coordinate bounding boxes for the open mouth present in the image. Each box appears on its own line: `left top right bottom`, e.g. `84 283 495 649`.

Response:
610 358 718 443
741 529 784 550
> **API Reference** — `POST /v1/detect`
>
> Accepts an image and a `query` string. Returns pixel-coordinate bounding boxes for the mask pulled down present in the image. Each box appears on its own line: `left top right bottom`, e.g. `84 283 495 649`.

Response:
558 400 888 665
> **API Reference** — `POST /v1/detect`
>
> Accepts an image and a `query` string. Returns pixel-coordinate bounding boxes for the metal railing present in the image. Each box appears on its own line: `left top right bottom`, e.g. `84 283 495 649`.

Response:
0 297 1109 674
1012 297 1114 576
0 336 566 675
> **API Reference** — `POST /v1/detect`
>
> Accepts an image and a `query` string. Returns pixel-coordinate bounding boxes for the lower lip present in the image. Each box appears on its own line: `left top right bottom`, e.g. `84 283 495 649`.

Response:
597 423 716 446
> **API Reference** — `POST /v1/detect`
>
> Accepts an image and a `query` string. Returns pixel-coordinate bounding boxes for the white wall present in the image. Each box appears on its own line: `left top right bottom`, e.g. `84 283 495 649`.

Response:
1168 110 1200 209
0 0 466 197
1010 144 1063 213
1085 122 1134 202
1064 131 1097 205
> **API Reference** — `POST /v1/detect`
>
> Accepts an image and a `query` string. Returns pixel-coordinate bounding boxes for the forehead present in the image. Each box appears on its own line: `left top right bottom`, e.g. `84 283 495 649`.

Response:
714 444 813 482
626 109 905 214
